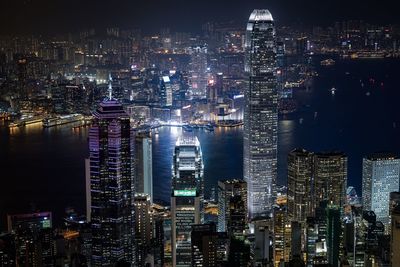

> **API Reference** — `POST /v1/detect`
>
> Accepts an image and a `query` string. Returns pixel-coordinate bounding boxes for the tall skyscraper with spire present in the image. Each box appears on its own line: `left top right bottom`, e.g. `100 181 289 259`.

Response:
243 9 278 218
88 80 135 265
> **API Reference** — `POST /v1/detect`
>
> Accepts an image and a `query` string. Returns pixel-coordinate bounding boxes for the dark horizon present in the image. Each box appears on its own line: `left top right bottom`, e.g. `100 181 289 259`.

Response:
2 0 400 35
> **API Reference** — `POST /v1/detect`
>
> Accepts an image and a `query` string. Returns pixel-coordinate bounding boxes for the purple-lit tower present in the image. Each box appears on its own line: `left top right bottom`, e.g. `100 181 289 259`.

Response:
88 97 135 266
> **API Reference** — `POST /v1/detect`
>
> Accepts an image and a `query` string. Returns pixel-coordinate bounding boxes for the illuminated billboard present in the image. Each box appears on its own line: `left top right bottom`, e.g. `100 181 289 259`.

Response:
174 189 196 197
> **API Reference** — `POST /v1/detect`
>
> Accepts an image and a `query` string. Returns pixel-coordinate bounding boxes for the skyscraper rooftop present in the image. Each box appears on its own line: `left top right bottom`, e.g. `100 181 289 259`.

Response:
175 135 200 147
92 99 129 119
248 9 274 22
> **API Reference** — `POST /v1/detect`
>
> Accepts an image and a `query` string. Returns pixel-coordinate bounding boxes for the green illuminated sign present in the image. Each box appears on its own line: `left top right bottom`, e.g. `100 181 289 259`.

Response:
41 219 51 229
174 190 196 197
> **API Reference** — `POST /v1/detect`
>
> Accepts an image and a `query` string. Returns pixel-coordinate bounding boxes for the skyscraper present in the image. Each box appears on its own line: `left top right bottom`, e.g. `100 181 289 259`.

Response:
160 76 173 107
191 222 218 267
135 131 153 202
273 206 286 267
188 45 208 98
326 205 341 267
217 179 247 232
7 212 53 266
243 9 278 218
227 195 247 237
134 194 152 267
171 136 204 267
88 98 135 266
362 153 400 231
287 148 314 224
305 217 319 266
314 152 347 209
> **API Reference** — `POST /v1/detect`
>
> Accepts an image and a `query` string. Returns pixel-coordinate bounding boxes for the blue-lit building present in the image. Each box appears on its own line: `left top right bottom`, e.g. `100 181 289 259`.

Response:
135 131 153 203
160 76 173 107
243 9 278 218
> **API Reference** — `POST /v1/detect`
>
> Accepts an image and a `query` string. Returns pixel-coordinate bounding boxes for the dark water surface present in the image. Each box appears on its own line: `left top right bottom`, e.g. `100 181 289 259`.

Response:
1 59 400 229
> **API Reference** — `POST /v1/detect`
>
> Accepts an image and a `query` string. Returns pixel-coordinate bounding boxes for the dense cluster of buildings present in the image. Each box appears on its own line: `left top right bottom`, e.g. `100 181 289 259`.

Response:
1 8 400 267
2 7 400 125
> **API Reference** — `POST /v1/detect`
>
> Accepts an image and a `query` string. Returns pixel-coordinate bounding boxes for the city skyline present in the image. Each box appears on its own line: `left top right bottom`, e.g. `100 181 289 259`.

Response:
1 3 400 266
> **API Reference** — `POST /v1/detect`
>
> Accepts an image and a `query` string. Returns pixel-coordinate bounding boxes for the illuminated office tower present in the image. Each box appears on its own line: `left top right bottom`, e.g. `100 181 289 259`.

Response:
191 223 218 267
88 98 135 266
314 152 347 208
160 76 173 107
305 218 318 266
244 9 278 218
342 207 365 267
188 46 208 98
135 131 153 203
134 194 152 267
171 136 204 267
273 206 286 267
217 179 247 232
362 153 400 231
7 212 53 266
326 205 341 267
287 148 314 223
227 195 247 237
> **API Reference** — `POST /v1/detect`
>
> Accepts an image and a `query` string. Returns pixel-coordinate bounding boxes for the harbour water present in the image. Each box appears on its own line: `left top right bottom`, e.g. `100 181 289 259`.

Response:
1 58 400 228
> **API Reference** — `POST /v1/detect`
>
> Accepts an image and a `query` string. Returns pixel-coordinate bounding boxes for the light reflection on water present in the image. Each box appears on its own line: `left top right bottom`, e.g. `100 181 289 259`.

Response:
152 120 299 203
2 58 400 226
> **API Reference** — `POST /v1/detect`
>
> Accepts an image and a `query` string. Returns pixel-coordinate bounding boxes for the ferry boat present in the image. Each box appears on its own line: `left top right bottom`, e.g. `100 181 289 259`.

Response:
8 116 44 128
8 122 19 128
216 120 243 127
320 59 335 66
43 114 84 128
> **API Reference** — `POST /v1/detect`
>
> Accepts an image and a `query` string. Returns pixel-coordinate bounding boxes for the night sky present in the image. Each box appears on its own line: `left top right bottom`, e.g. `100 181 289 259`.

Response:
1 0 400 35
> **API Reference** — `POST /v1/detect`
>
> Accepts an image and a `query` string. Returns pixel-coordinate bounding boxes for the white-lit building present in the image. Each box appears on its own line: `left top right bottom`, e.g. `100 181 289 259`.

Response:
243 9 278 218
362 153 400 232
171 136 204 267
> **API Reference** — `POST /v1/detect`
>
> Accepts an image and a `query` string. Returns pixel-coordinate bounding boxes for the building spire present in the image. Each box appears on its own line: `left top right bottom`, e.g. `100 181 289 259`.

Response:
108 73 113 100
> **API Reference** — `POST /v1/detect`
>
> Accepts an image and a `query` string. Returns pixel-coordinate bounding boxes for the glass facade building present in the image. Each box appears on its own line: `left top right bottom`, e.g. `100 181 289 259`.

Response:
287 148 314 224
188 46 208 98
88 98 135 266
217 179 247 233
171 136 204 267
244 9 278 218
362 153 400 231
135 131 153 203
314 152 347 209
